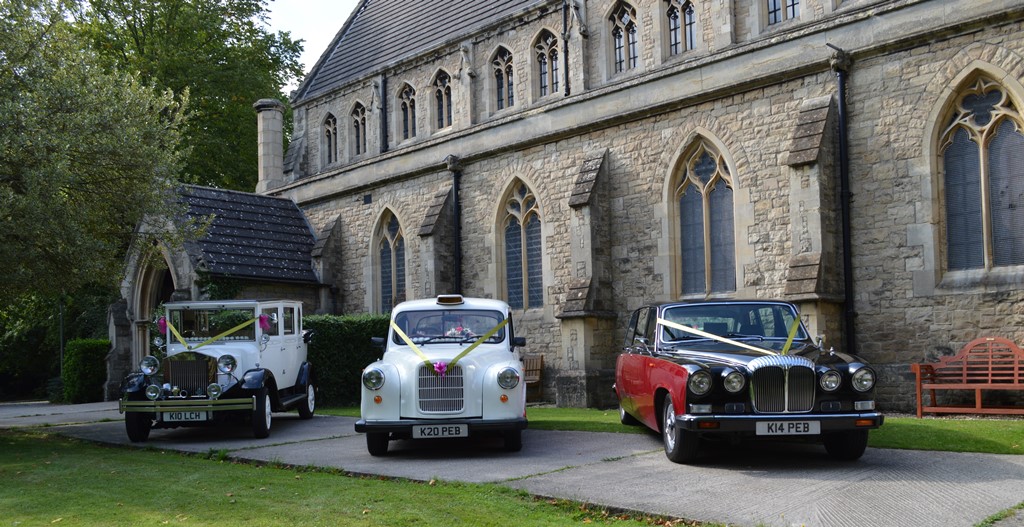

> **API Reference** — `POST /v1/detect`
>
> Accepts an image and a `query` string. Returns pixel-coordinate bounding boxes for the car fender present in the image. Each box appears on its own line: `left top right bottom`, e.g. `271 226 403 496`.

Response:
481 360 526 420
296 361 314 387
360 361 401 421
120 373 148 394
242 368 269 391
649 360 701 424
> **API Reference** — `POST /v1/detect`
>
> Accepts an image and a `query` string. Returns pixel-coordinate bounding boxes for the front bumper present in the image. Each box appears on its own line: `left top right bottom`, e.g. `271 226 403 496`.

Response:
355 417 528 434
677 412 884 433
119 397 255 413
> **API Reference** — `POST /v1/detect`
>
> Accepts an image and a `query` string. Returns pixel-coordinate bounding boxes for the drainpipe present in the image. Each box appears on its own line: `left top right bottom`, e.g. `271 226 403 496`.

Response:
827 43 856 354
562 0 571 96
379 75 389 153
445 155 463 294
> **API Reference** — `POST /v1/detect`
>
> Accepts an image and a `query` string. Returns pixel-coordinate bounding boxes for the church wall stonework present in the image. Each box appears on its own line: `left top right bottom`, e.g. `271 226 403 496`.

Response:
268 1 1024 411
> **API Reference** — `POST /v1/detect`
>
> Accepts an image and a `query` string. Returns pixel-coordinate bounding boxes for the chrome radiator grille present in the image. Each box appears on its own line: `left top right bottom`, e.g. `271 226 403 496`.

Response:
166 359 212 396
417 364 464 413
748 355 815 413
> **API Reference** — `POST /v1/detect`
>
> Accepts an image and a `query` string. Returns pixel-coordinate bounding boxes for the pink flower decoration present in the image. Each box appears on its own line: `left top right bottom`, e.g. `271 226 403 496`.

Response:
434 361 448 377
258 314 271 331
157 317 167 334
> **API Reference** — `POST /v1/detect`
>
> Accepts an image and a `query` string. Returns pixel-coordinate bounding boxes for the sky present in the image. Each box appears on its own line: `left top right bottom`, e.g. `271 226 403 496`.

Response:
265 0 361 88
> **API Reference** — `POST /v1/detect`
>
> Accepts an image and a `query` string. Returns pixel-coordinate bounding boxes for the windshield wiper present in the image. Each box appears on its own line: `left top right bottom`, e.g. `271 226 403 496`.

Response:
724 333 765 341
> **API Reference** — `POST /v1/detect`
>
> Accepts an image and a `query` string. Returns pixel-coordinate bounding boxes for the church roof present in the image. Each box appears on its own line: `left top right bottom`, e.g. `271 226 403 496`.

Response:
179 185 319 284
294 0 544 102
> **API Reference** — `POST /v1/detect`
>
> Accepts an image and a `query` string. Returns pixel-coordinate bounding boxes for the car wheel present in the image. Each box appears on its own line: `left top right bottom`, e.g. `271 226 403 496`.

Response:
662 394 699 464
297 382 316 419
823 430 869 461
366 432 389 456
252 387 272 439
619 403 640 426
125 412 152 443
503 429 523 452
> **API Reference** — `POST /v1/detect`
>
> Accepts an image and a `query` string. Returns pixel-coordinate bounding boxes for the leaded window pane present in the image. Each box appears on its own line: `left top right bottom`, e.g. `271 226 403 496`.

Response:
963 89 1001 126
989 119 1024 266
496 69 505 110
944 128 984 270
395 237 406 304
668 6 681 56
679 188 705 295
550 50 559 93
709 184 736 293
767 0 782 24
526 214 543 308
694 152 716 185
505 218 524 309
380 240 393 312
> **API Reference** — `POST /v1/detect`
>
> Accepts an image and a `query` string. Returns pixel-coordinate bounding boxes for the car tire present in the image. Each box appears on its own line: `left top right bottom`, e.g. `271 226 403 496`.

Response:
503 429 523 452
662 394 699 464
297 382 316 419
367 432 389 456
823 430 869 461
619 403 640 426
125 412 152 443
252 387 272 439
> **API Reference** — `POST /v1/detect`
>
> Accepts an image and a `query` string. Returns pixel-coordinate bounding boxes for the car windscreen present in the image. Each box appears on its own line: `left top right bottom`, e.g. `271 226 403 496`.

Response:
659 304 807 342
392 309 506 345
168 308 256 342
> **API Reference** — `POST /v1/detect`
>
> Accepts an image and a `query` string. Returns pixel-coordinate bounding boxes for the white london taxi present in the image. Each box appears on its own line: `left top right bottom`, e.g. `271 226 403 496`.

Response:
356 295 528 455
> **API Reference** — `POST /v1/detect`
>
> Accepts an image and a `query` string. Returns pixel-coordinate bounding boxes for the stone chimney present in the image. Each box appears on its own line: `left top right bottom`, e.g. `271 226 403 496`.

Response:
254 99 285 193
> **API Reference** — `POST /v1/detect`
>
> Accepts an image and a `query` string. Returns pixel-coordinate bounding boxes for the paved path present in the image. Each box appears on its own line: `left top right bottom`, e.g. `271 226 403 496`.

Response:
2 401 1022 527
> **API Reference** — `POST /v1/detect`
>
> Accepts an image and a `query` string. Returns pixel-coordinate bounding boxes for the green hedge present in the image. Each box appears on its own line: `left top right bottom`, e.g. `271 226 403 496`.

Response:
62 339 110 404
305 313 389 405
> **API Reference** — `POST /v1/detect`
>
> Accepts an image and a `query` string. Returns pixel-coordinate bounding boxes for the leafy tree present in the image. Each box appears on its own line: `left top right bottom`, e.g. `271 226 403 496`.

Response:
0 0 191 304
75 0 304 191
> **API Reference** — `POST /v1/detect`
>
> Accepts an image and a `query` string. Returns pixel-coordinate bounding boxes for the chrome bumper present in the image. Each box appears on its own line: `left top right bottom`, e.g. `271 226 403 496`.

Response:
677 412 884 433
119 397 255 413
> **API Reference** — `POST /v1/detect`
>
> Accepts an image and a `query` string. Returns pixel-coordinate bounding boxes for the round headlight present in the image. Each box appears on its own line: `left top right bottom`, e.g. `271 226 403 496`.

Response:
152 336 164 347
145 384 162 401
820 371 842 392
207 383 222 399
139 355 160 376
688 370 713 396
217 355 237 374
497 367 520 390
362 368 385 391
723 371 745 393
852 367 875 392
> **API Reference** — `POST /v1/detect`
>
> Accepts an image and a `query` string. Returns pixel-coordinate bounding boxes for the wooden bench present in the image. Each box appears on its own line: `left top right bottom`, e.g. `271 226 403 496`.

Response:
523 354 543 402
911 337 1024 417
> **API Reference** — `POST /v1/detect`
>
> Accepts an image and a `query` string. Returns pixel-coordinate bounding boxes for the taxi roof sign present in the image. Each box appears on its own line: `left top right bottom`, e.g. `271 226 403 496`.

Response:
436 294 465 305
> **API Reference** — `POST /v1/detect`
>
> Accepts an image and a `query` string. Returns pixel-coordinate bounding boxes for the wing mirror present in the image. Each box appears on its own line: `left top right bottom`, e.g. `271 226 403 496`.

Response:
511 336 526 350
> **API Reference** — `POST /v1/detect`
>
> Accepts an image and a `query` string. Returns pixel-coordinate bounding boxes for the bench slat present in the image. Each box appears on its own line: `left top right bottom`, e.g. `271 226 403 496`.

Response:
911 336 1024 417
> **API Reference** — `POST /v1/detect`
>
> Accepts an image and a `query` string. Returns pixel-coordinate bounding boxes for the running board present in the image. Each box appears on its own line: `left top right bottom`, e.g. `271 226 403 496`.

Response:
278 393 306 410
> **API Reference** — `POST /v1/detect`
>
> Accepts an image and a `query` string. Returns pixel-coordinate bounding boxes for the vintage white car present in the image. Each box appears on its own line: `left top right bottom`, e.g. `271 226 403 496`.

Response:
119 299 316 442
356 295 528 455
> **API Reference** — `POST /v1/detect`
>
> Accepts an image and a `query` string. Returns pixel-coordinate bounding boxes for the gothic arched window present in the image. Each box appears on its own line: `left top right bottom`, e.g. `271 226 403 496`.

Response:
493 47 515 110
535 31 559 97
666 0 696 56
378 211 406 313
399 84 416 140
503 181 543 309
610 2 639 73
940 77 1024 270
351 103 367 156
322 113 338 165
434 71 453 129
675 142 735 296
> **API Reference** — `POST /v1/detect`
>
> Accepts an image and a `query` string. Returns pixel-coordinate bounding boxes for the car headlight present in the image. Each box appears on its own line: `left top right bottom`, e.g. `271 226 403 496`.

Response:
217 355 237 374
362 368 385 391
497 367 520 390
145 384 162 400
851 367 875 392
688 370 713 396
819 370 842 392
152 336 164 347
207 383 222 399
723 371 745 393
140 356 160 376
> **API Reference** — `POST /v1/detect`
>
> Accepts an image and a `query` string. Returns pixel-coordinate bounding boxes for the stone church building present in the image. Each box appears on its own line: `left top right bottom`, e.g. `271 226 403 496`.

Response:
113 0 1024 411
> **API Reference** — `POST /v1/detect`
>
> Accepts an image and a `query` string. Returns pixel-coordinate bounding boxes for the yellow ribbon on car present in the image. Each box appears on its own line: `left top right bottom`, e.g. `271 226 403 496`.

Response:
166 317 258 351
657 318 778 355
389 318 511 375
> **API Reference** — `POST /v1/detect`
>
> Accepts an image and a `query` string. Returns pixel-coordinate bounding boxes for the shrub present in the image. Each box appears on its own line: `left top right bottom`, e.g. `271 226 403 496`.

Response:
62 339 110 403
304 314 389 405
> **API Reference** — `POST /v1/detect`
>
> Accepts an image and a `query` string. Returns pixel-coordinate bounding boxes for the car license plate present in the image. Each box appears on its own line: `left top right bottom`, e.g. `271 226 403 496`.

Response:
756 420 820 436
163 411 207 422
412 424 468 438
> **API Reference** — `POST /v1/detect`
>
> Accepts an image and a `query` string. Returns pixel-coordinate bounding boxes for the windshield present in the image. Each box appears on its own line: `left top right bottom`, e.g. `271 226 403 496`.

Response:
660 303 807 343
392 309 506 345
167 308 256 342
